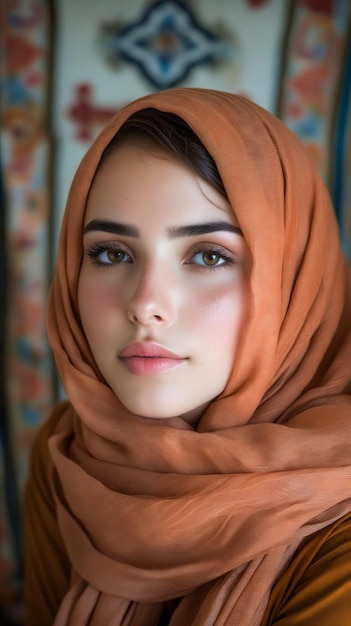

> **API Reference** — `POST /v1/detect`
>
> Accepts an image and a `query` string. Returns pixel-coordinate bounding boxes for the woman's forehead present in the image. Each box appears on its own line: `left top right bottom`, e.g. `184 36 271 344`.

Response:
84 144 239 232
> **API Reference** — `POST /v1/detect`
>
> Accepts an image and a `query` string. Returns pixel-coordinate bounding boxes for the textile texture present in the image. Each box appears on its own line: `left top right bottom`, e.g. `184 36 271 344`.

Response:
46 89 351 625
1 1 54 622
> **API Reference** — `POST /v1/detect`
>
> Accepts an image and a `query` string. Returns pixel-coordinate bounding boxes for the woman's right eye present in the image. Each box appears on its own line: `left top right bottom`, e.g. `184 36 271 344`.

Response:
86 244 132 266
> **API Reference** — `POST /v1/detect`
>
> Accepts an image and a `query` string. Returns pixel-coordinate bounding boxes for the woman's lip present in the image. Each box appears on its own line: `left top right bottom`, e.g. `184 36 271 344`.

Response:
118 343 187 376
119 356 187 376
118 342 183 359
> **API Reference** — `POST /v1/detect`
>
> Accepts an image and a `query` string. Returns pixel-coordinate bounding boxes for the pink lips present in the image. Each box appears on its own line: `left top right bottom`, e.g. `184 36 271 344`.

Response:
118 342 187 376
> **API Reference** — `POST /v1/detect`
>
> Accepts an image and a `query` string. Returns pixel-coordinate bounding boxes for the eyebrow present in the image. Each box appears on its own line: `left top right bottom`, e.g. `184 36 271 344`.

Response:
83 219 242 238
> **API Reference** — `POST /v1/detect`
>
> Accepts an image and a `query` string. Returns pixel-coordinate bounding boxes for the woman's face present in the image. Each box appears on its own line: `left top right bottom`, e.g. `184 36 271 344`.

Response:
78 144 251 425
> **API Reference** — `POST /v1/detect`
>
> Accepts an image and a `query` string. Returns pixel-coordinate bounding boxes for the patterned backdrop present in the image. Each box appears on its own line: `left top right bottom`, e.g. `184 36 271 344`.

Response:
1 0 54 622
278 0 351 258
0 0 350 623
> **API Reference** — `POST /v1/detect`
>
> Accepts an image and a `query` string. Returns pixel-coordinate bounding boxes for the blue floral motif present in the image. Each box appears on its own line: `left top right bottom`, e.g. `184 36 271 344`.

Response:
101 0 233 88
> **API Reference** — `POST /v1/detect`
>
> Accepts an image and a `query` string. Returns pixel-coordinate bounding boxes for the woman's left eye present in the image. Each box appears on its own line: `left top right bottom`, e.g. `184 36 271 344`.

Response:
189 249 233 268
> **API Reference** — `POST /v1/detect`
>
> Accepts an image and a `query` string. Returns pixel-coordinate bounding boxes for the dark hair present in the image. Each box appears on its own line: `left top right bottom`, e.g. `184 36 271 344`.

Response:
99 108 228 200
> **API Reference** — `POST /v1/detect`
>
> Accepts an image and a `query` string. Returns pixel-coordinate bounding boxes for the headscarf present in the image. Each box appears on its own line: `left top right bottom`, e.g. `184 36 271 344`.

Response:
47 88 351 625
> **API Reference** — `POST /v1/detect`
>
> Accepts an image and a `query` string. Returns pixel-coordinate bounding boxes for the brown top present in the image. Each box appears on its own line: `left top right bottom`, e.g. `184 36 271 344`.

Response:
25 409 351 625
27 89 351 624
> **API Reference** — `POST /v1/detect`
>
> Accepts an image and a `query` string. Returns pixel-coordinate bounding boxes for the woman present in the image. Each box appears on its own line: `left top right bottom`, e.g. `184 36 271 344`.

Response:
25 89 351 625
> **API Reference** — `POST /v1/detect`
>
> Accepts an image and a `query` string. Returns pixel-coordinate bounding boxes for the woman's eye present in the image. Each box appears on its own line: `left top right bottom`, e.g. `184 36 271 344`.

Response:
86 245 131 266
102 249 130 264
191 250 230 267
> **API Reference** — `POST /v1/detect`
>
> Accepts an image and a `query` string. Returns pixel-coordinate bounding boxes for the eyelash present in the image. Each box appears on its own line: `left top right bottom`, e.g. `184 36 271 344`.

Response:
85 241 236 270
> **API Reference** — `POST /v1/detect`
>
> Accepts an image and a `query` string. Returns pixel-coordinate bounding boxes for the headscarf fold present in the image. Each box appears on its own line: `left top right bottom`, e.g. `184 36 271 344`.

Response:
47 89 351 625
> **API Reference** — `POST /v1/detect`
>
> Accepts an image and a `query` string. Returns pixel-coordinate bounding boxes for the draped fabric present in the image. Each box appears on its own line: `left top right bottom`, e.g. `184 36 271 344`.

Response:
46 89 351 625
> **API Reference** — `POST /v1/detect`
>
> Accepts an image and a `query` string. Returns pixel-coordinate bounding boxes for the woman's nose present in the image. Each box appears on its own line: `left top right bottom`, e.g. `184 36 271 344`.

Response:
127 263 176 327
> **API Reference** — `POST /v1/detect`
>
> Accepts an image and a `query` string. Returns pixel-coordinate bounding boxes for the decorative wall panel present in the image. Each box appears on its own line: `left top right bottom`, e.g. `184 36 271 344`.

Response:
278 0 351 260
0 1 54 621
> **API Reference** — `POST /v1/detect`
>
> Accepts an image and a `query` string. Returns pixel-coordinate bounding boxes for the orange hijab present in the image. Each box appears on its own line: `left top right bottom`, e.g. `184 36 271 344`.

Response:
47 89 351 625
